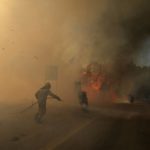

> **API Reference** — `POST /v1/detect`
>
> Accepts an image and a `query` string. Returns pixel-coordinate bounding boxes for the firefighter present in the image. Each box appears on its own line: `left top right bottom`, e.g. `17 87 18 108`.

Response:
35 82 62 123
128 95 135 104
78 90 88 111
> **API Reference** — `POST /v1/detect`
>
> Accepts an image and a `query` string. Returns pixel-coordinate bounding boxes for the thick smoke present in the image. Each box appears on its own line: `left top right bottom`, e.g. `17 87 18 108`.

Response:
0 0 150 102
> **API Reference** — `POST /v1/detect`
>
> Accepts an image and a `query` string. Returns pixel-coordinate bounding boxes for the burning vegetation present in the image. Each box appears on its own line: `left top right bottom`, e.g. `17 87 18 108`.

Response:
76 61 150 103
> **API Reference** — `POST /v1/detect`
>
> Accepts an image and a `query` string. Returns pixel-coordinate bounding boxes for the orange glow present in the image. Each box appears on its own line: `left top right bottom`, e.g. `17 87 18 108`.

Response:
79 62 120 102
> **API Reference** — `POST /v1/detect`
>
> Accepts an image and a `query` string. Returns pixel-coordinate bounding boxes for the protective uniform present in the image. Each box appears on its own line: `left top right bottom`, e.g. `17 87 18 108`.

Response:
35 82 61 123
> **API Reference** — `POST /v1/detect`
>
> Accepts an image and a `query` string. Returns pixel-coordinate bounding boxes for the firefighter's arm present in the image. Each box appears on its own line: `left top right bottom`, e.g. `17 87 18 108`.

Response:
49 91 62 101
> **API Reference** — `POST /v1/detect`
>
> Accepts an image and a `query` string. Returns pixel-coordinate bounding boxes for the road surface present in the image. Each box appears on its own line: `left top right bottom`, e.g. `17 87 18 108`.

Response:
0 101 150 150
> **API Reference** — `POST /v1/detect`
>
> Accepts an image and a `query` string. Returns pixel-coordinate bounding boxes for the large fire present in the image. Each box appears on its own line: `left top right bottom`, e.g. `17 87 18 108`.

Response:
78 62 118 102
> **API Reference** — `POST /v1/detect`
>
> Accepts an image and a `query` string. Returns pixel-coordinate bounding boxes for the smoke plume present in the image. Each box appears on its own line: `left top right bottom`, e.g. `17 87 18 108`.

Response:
0 0 150 102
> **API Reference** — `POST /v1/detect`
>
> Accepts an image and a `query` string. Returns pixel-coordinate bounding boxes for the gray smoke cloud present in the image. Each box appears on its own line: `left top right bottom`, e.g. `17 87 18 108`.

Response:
0 0 150 102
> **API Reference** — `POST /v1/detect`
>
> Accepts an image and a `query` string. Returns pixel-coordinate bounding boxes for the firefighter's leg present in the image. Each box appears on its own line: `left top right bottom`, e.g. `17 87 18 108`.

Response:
82 103 88 111
82 101 88 112
35 102 43 123
37 101 46 123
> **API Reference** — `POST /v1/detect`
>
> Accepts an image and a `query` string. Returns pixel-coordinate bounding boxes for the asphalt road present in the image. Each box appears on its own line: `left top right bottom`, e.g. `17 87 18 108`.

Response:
0 102 150 150
47 103 150 150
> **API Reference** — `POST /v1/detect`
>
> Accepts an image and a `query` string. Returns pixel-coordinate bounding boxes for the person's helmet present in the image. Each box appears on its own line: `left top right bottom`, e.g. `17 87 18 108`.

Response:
44 82 51 89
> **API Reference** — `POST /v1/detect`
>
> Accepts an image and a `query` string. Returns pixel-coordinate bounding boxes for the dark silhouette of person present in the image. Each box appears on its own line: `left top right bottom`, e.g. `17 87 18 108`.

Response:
35 82 61 123
78 90 88 111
